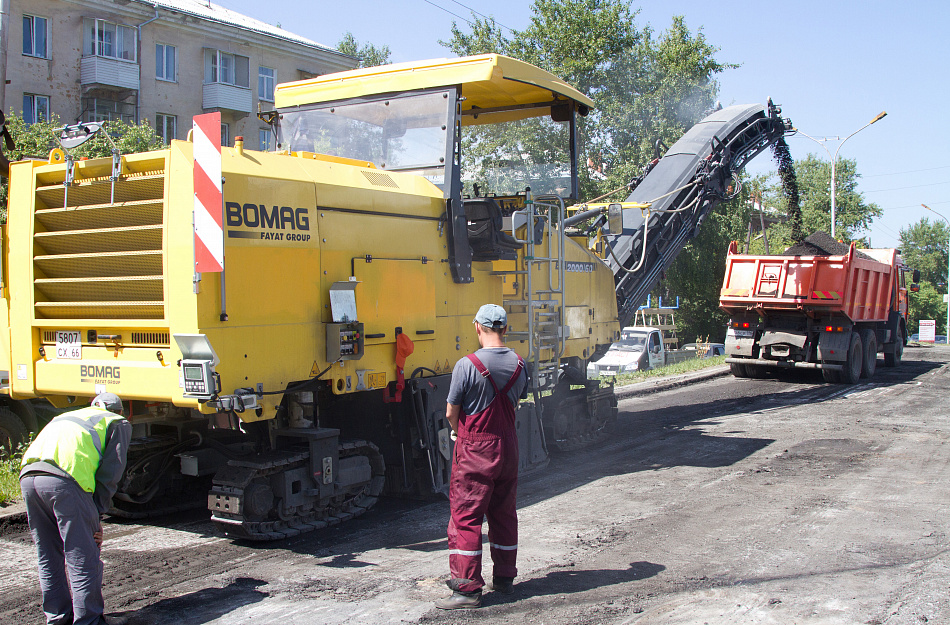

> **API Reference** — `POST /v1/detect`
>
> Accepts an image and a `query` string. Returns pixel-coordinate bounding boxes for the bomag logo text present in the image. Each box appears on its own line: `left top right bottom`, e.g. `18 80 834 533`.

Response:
80 365 121 384
226 202 311 241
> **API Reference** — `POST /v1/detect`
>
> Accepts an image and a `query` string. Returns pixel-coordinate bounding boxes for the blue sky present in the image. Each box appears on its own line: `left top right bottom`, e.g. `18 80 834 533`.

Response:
223 0 949 249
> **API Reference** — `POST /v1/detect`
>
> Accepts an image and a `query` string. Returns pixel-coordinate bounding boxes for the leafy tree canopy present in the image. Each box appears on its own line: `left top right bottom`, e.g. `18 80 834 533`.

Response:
900 217 949 286
0 114 165 219
336 32 391 68
441 0 731 199
900 217 949 335
908 280 946 336
752 153 881 247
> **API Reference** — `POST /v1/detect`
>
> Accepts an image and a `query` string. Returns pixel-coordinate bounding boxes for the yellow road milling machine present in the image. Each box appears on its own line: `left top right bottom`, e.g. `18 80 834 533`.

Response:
2 54 794 539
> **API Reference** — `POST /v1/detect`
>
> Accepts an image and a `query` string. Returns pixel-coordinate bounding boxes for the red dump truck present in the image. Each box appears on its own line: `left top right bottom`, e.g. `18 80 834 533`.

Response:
719 236 918 384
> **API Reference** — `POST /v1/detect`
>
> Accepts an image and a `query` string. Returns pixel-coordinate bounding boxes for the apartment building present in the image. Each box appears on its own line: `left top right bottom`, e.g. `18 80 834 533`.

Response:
2 0 357 149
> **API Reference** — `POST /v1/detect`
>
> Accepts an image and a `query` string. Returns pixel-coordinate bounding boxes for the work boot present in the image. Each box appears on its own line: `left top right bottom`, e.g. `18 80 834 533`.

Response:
436 578 482 609
101 615 131 625
435 590 482 609
490 576 515 594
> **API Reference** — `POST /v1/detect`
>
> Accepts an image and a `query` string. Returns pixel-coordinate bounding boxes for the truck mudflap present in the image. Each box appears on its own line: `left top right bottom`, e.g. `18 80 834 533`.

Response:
724 332 756 357
759 331 807 349
816 330 851 363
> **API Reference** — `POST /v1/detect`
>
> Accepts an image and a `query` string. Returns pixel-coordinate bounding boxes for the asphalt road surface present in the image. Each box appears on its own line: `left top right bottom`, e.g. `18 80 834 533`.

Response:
2 346 949 624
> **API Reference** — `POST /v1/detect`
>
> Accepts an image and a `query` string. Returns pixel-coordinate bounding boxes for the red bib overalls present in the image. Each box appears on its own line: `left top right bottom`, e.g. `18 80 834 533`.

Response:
447 353 524 593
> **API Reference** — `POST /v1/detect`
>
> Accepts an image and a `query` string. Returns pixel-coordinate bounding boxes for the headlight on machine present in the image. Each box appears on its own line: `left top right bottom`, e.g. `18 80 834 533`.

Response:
622 362 639 372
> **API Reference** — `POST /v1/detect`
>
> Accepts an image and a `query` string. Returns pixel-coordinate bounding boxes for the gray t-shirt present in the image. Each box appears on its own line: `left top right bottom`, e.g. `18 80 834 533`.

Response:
447 347 528 416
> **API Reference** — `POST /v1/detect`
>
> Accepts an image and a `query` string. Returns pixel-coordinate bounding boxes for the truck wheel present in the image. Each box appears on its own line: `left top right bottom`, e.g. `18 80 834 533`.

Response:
0 407 27 459
884 326 903 367
841 332 862 384
859 329 877 379
821 365 840 383
8 399 38 434
729 362 749 378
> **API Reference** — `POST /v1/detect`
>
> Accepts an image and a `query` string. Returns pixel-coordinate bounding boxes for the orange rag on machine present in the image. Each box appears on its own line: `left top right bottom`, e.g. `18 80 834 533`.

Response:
395 333 414 370
384 333 415 403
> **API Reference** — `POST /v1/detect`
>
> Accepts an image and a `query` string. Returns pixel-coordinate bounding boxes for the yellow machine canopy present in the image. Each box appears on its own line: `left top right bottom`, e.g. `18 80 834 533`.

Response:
274 54 594 124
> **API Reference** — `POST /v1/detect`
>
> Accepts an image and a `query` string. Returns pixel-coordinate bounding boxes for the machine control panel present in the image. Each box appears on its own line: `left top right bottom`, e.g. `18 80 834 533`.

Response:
326 322 364 361
181 359 217 399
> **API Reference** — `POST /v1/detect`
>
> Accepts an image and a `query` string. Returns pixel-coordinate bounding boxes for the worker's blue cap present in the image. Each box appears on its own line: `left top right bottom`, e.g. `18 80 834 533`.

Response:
91 392 123 414
474 304 507 329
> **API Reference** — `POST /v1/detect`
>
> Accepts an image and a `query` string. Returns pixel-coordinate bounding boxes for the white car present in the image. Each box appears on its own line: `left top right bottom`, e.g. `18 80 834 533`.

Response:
587 334 649 377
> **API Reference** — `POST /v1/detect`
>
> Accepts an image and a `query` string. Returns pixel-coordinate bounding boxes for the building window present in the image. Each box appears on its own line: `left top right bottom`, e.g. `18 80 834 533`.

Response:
156 44 176 81
259 128 272 151
83 18 136 62
204 50 249 87
221 123 229 147
156 113 176 144
23 94 50 125
23 15 48 58
258 67 275 102
82 97 134 123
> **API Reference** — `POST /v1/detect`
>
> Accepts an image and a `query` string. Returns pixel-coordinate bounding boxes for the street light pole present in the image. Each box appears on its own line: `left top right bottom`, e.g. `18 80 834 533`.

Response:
794 111 887 238
922 203 950 345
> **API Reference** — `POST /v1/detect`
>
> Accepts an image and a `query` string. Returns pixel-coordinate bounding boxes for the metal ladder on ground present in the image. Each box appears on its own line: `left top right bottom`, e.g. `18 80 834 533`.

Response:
634 295 680 349
496 193 567 395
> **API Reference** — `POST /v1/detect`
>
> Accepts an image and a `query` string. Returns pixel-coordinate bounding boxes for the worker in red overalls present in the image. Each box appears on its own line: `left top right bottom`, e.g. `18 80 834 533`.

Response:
436 304 528 609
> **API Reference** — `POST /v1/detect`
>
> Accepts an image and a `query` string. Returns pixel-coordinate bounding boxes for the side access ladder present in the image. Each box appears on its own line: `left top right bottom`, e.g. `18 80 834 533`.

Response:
498 194 567 394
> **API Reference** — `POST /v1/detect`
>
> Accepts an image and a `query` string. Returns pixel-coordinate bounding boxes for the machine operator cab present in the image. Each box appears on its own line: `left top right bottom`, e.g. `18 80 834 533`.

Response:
267 54 594 283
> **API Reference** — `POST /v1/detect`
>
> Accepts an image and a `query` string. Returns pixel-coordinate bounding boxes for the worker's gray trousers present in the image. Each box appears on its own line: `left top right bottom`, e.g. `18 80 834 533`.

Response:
21 473 103 625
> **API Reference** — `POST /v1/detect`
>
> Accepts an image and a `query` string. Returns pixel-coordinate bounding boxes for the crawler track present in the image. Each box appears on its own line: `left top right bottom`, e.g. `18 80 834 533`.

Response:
209 440 385 541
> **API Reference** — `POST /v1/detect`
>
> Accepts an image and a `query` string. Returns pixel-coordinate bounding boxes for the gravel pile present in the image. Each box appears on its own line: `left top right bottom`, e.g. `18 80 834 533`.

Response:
782 231 874 260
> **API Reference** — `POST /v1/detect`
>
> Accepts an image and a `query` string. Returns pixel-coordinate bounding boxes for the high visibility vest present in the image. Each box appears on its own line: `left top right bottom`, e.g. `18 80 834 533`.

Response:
21 407 126 493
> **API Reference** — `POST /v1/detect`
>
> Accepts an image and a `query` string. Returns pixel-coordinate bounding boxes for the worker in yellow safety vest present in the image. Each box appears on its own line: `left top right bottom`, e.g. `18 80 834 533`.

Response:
20 392 132 625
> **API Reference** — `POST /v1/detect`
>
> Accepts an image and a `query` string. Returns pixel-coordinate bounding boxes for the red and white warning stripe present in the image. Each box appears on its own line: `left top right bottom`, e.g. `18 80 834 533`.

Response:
193 112 223 273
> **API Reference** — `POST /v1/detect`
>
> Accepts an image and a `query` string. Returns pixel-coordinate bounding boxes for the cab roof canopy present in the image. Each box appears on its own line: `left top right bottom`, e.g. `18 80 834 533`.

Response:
274 54 594 125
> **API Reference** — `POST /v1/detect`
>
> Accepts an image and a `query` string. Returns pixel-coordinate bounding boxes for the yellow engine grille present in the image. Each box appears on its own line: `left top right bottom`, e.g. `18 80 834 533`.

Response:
33 165 167 321
41 330 170 346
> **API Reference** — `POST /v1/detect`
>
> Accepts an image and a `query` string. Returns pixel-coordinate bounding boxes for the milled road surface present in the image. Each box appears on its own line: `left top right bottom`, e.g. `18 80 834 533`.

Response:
2 346 949 624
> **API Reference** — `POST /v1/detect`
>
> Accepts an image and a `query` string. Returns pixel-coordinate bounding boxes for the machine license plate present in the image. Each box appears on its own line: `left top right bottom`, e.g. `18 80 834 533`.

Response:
732 329 753 338
366 372 386 389
55 331 82 359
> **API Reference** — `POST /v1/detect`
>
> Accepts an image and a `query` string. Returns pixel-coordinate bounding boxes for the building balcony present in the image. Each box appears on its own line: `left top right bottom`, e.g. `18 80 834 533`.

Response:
202 83 253 114
80 56 140 91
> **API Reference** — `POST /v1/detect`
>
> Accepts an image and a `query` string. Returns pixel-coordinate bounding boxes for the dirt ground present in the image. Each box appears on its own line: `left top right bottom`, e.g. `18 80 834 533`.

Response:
2 346 949 624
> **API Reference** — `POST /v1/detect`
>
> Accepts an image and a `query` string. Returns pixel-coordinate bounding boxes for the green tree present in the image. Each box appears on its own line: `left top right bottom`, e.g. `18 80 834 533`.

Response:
753 154 881 246
441 1 730 199
336 32 391 68
664 175 756 343
0 114 165 218
908 281 945 336
900 217 948 286
900 217 949 335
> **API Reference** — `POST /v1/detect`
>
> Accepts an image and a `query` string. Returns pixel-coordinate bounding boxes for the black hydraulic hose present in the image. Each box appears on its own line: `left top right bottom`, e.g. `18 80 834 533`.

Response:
411 367 441 378
116 434 202 503
563 206 606 227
